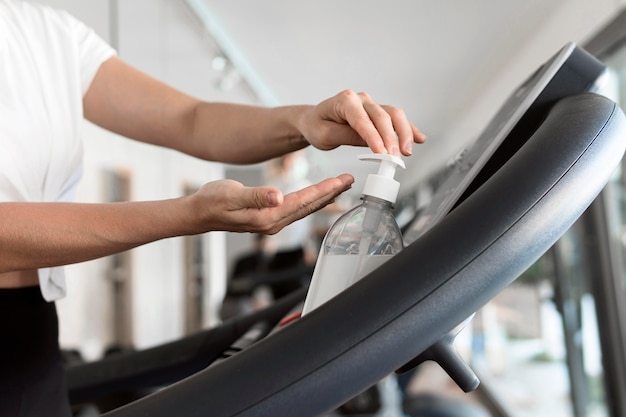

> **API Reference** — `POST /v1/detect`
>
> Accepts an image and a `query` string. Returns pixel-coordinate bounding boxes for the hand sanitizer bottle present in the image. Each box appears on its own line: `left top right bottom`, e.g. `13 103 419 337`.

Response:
302 153 405 315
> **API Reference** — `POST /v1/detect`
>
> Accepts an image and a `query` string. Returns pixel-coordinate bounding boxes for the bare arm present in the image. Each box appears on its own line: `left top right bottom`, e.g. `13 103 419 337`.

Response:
2 56 424 277
83 57 426 163
0 175 353 273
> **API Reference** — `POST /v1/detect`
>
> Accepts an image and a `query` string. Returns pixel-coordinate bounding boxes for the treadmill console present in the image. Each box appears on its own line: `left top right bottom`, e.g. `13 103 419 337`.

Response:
404 42 607 245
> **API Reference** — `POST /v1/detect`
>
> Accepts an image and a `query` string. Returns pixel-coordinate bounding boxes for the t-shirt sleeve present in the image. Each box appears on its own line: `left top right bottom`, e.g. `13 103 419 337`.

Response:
57 10 117 96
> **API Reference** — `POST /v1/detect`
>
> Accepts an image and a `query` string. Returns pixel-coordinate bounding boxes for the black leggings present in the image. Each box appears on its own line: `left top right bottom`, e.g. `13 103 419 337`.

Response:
0 286 71 417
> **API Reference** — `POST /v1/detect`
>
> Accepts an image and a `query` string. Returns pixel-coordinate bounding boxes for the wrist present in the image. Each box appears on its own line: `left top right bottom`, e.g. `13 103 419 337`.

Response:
176 194 208 235
283 104 313 149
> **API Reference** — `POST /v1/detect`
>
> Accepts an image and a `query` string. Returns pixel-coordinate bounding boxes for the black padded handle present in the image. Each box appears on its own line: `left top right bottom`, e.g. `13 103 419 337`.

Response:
67 288 306 404
104 94 626 417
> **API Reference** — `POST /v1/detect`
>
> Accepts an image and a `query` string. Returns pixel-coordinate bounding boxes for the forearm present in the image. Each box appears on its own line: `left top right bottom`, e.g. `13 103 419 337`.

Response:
182 102 312 164
84 58 312 165
0 199 194 273
85 58 425 166
0 173 354 274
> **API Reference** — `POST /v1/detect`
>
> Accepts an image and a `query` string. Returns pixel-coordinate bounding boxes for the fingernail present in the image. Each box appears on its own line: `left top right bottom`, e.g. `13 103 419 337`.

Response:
391 145 400 156
266 192 279 206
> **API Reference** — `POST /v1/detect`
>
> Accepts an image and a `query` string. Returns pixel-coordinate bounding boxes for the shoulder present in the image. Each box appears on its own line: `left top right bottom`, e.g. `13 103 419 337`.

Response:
3 0 98 43
3 0 70 25
3 1 116 91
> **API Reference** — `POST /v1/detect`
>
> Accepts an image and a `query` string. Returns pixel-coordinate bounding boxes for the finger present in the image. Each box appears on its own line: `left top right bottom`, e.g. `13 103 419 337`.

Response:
279 174 354 225
334 90 387 154
344 92 405 156
382 105 427 156
321 123 369 149
362 100 401 155
236 185 284 209
289 174 353 210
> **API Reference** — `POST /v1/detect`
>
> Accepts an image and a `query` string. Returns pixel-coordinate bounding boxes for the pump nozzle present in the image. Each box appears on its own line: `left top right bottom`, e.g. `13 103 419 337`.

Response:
358 154 405 203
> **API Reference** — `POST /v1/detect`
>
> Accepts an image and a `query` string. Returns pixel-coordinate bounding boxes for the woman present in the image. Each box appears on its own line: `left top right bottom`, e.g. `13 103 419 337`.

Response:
0 1 426 415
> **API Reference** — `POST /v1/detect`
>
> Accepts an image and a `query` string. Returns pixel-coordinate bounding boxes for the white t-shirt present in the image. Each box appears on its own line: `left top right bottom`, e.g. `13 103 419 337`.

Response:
0 0 116 301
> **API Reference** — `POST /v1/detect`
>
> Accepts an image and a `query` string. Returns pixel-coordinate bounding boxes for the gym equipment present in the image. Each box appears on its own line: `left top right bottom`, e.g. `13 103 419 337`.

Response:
65 43 626 417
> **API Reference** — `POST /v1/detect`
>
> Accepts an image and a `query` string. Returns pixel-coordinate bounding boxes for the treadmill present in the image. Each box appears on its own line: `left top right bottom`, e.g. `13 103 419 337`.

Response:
66 42 626 417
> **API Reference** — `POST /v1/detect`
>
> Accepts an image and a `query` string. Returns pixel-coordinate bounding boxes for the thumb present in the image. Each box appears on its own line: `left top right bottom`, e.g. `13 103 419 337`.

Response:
243 186 284 208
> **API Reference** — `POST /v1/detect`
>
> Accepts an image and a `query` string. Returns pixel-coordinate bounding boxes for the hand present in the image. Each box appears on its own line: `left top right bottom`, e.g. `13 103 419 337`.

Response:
300 90 426 156
188 174 354 234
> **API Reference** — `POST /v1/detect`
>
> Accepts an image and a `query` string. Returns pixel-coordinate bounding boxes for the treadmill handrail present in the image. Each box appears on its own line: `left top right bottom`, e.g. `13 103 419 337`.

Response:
66 288 306 404
104 93 626 417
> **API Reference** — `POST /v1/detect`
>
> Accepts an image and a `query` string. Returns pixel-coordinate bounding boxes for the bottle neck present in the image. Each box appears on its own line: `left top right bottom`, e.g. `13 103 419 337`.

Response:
360 194 394 210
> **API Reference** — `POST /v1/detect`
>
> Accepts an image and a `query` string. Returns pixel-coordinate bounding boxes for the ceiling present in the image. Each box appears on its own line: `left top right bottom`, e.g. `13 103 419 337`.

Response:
199 0 571 190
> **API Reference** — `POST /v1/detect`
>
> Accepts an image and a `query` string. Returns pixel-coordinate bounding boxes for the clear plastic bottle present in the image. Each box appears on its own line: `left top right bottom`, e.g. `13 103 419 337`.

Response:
302 154 405 315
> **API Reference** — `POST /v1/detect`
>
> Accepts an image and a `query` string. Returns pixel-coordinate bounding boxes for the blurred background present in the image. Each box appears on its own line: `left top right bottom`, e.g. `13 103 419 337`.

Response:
32 1 626 416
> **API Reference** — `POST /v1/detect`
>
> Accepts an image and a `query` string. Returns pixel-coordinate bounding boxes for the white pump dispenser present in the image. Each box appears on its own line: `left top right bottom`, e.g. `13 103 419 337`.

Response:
302 153 405 315
360 153 406 203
